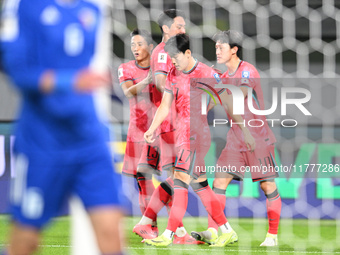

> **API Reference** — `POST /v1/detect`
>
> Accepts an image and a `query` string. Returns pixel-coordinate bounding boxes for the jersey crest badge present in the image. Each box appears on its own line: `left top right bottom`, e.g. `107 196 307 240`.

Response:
79 8 96 30
158 53 167 64
242 71 250 78
241 71 250 84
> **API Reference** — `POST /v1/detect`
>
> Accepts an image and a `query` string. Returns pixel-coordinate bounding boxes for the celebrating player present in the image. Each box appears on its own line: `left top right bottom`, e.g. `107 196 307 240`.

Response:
133 9 200 244
192 30 281 247
118 28 156 215
143 33 240 247
0 0 124 254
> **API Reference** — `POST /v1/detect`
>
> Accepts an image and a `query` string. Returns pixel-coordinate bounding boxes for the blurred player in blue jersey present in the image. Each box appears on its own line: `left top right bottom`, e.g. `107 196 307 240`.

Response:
1 0 124 254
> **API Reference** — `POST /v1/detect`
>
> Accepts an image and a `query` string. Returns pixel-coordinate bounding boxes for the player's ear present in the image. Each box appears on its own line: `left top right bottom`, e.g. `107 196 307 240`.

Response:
232 46 238 55
185 49 191 58
162 25 170 34
148 44 154 52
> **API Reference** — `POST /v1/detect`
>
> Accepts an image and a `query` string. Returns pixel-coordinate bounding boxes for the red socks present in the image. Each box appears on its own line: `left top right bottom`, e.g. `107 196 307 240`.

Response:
208 187 226 230
266 189 281 234
166 179 189 232
192 180 227 226
136 173 155 212
144 177 173 220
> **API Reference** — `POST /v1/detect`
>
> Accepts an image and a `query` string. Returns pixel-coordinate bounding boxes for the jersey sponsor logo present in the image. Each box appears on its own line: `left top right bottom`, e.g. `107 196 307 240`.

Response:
213 73 221 83
78 8 96 30
41 6 60 26
158 53 167 64
242 71 250 78
118 68 123 78
171 82 176 86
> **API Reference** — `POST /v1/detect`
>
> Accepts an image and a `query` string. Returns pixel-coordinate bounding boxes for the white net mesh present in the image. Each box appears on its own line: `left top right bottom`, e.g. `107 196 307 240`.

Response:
0 0 339 253
109 0 340 253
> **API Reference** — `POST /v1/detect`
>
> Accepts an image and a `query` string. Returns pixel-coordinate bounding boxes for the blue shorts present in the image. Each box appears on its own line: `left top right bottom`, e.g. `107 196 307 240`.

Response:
10 143 123 229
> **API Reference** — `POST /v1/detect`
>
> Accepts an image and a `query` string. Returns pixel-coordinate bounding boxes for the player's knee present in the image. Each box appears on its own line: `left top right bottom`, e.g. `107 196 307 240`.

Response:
260 180 277 194
137 166 152 174
213 178 229 190
91 210 123 253
190 179 209 193
173 171 190 184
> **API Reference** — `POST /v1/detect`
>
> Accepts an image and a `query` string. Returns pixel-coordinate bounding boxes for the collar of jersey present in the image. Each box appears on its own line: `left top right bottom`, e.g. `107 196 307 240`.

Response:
135 61 150 70
183 58 198 74
228 59 242 77
55 0 80 8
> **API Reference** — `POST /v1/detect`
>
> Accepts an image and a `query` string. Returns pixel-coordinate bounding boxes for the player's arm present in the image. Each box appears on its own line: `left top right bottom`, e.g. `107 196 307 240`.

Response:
154 73 167 93
144 91 173 143
121 69 152 98
1 1 108 94
220 90 256 151
207 99 216 112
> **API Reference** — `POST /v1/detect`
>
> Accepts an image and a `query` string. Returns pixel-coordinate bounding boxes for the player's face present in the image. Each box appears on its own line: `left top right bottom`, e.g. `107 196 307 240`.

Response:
168 16 186 37
215 41 233 64
131 35 152 62
171 50 190 72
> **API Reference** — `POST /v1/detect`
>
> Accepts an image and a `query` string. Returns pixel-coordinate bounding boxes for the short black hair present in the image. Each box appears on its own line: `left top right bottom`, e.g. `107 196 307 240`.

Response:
213 30 243 58
130 28 153 45
157 9 185 34
164 33 190 57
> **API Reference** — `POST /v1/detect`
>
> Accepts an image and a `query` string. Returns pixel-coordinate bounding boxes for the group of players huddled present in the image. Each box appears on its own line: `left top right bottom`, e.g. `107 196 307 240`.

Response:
119 9 282 247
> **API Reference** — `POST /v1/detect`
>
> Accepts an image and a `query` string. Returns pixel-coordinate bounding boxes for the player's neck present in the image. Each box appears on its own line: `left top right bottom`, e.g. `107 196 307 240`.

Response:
56 0 79 7
226 57 241 75
136 58 150 68
162 34 171 43
183 57 197 73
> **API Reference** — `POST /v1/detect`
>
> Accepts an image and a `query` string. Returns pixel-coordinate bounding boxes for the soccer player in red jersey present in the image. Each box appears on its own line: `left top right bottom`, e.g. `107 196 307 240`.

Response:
143 33 243 247
134 10 200 244
193 30 281 247
118 29 156 215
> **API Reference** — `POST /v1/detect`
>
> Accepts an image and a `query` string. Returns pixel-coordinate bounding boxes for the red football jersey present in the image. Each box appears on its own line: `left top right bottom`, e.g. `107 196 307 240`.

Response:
165 60 221 147
118 60 156 142
221 60 276 151
150 42 175 134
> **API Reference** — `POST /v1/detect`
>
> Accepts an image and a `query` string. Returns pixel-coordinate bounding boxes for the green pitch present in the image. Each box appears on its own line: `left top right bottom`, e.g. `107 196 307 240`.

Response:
0 215 339 254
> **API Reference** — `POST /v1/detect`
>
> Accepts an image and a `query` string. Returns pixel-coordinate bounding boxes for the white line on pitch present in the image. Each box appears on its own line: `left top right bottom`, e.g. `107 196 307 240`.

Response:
1 244 339 254
127 247 340 254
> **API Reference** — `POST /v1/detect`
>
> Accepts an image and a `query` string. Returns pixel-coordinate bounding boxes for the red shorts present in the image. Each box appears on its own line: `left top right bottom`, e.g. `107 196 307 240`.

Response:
122 141 144 177
137 131 176 173
217 142 278 182
159 131 176 170
174 143 210 179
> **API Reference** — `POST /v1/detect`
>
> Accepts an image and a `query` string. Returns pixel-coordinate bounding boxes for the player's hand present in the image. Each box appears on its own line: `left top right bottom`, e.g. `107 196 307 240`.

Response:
144 129 155 144
145 69 153 84
74 69 111 92
243 128 256 152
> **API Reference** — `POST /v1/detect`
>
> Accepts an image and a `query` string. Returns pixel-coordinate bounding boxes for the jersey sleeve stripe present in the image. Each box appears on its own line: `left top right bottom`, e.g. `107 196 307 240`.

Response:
217 88 225 94
164 88 173 94
154 71 168 76
119 79 133 86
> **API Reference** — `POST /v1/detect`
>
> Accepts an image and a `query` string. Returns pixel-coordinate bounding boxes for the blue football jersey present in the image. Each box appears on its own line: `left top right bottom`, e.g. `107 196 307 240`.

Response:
1 0 109 157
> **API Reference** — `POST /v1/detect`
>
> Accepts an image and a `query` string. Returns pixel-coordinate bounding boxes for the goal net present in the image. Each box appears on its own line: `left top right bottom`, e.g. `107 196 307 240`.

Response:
109 0 340 253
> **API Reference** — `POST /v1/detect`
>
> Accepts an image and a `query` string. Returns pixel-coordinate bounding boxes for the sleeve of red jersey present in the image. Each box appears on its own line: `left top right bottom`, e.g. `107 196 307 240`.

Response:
164 70 174 94
118 63 133 86
209 69 225 95
153 52 172 76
